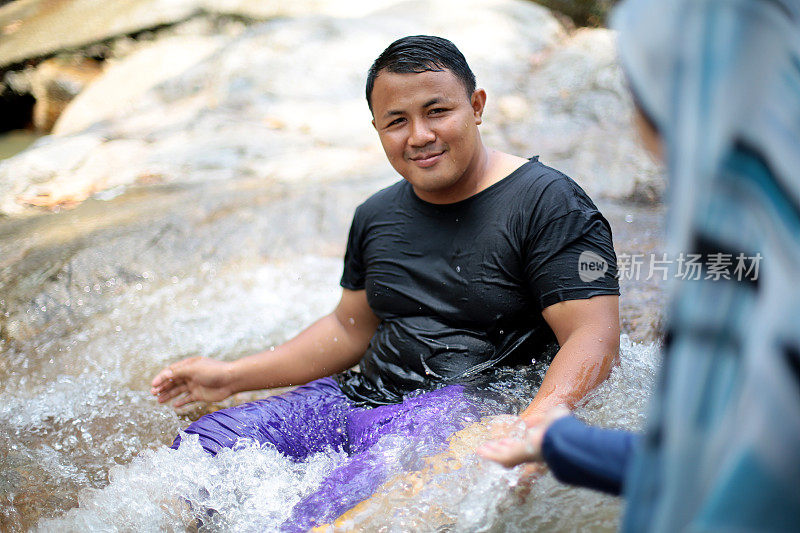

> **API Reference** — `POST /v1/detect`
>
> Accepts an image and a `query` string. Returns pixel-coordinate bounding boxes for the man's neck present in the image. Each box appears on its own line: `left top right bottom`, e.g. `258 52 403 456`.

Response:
482 149 530 190
412 148 528 205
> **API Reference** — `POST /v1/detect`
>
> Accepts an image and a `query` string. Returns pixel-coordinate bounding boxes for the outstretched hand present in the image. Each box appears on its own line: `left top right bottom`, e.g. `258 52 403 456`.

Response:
477 406 571 468
150 357 236 407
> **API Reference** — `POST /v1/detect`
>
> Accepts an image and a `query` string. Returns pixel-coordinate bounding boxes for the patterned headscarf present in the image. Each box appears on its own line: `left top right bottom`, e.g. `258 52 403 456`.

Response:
612 0 800 530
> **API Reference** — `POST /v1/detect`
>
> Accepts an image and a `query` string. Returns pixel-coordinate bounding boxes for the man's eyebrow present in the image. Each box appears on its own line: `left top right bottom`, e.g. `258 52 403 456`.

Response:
382 109 405 119
381 98 447 120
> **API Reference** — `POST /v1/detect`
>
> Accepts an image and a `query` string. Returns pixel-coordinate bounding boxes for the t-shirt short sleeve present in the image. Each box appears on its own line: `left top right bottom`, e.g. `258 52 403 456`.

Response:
340 205 367 290
523 187 619 311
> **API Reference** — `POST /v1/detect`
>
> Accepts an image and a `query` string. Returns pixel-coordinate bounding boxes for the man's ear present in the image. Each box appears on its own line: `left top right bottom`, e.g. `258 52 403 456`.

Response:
471 88 487 125
371 118 377 131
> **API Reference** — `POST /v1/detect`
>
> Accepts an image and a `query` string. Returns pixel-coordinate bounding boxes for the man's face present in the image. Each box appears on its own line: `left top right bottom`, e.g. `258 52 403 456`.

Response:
370 69 485 201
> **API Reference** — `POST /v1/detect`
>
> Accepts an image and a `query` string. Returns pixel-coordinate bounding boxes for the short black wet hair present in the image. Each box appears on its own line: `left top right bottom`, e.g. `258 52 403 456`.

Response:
365 35 477 114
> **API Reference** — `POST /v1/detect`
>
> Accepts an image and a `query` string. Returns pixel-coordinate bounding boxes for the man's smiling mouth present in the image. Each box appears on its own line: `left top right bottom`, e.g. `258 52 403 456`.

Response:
409 151 445 168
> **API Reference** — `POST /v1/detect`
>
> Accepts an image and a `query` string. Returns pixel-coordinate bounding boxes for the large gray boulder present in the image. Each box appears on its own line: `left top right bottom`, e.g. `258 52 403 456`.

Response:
498 28 664 201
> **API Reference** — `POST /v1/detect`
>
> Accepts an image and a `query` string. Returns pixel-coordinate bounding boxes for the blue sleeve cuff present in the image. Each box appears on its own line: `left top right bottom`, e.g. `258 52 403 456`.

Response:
541 415 638 496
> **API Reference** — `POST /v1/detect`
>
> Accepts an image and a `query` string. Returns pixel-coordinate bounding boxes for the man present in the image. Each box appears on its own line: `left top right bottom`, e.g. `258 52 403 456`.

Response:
151 35 620 529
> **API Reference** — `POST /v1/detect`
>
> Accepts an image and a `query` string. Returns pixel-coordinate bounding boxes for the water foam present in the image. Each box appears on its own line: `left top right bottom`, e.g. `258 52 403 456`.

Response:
1 250 663 531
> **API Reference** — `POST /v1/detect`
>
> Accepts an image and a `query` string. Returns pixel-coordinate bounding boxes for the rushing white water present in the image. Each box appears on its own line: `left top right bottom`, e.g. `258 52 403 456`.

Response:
1 255 343 530
36 437 348 532
1 245 662 531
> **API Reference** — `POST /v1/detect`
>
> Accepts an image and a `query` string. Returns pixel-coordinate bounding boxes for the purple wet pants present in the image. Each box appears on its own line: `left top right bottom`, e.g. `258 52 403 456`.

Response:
170 377 480 531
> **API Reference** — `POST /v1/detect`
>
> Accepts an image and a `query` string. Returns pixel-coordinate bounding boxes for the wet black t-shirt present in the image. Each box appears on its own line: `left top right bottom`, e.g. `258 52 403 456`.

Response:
335 158 619 406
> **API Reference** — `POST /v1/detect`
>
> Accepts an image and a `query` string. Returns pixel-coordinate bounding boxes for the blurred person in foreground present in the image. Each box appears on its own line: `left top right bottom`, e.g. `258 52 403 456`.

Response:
151 35 621 530
479 0 800 529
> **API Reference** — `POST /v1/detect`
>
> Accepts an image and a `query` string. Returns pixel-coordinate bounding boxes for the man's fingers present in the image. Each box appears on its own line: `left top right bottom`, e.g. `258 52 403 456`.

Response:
151 359 196 395
151 378 173 396
157 384 188 404
151 373 181 396
150 366 176 389
151 357 198 389
173 392 196 408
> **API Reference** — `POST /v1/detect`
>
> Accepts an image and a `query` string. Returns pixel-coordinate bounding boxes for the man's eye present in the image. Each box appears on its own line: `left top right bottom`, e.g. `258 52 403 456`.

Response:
430 108 447 115
387 118 405 127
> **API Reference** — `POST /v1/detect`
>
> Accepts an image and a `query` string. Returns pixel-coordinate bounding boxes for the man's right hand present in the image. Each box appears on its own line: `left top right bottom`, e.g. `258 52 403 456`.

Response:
150 289 378 409
150 357 236 407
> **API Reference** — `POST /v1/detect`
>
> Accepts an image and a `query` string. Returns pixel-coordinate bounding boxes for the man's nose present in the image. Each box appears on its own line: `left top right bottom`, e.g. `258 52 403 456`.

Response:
408 119 436 147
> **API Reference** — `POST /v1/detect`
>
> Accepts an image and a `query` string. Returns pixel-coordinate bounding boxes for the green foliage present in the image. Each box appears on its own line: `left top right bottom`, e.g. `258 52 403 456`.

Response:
530 0 619 27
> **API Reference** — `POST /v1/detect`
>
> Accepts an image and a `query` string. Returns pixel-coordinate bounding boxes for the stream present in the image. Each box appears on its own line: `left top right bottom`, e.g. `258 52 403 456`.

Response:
0 174 665 532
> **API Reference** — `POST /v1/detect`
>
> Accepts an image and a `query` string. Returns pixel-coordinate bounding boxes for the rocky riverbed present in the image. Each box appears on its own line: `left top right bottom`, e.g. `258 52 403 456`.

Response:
0 0 665 530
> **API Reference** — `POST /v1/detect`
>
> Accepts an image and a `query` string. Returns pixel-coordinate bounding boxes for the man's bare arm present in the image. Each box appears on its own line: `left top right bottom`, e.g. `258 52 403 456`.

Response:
229 288 379 391
520 294 620 425
151 288 380 407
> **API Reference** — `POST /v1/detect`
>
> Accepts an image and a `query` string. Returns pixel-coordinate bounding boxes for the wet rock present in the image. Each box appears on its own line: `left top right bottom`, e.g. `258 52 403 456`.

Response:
0 132 104 214
0 0 200 68
503 28 664 202
16 138 152 208
52 34 229 136
200 0 408 20
602 201 667 343
29 57 104 131
0 175 377 353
